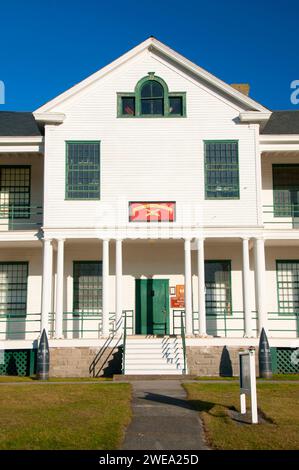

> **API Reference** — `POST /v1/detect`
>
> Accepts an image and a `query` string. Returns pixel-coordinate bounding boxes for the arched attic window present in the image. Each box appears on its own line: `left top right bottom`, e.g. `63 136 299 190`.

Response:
117 73 186 118
140 80 164 116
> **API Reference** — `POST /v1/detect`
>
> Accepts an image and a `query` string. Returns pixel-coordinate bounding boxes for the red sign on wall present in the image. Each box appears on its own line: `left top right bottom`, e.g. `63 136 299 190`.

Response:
129 202 175 222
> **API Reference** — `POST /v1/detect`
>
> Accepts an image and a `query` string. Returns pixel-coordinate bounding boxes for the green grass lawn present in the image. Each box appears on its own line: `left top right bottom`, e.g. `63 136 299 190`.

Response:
194 374 299 381
184 382 299 450
0 376 111 383
0 383 131 449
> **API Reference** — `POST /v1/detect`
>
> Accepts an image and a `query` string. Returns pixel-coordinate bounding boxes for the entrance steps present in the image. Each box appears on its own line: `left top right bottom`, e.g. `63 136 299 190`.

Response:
123 336 186 375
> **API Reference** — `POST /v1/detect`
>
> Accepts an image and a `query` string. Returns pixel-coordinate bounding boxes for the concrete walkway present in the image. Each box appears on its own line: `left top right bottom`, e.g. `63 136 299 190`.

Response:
122 380 209 450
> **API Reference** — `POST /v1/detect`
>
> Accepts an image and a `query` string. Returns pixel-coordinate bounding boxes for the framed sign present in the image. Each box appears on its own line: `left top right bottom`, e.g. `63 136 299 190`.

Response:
129 202 176 222
170 284 185 308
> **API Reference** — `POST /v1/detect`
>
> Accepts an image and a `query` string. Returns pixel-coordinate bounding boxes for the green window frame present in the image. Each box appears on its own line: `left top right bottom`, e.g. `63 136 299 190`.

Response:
65 141 101 200
73 261 103 314
0 166 31 218
117 73 186 118
204 140 240 199
0 262 28 316
276 260 299 314
205 260 232 315
272 164 299 217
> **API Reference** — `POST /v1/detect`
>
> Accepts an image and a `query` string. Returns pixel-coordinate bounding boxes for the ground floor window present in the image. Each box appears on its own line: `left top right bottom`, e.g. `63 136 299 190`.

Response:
0 262 28 316
205 260 232 315
276 260 299 313
73 261 102 313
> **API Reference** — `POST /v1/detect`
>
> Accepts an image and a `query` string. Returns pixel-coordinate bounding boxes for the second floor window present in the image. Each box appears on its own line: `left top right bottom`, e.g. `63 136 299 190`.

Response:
273 164 299 217
66 142 100 200
204 141 239 199
0 166 30 218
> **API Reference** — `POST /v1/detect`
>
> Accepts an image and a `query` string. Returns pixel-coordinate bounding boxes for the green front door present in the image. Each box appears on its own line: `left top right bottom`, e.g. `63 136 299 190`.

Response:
135 279 169 335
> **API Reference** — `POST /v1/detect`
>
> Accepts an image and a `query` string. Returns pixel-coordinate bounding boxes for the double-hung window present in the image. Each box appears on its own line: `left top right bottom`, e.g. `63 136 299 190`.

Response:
0 166 30 218
66 142 100 199
73 261 103 314
273 165 299 217
0 262 28 316
205 261 232 315
276 260 299 314
204 141 239 199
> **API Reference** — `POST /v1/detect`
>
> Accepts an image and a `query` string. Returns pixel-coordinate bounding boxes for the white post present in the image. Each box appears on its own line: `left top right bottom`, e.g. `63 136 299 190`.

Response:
254 237 267 334
242 237 253 337
55 238 65 338
115 238 123 333
41 238 53 335
184 238 193 335
250 350 258 424
102 239 110 336
197 238 206 336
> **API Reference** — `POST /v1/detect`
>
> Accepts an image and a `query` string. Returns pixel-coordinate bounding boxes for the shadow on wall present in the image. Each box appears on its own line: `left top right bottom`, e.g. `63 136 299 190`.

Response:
219 346 233 377
89 343 123 378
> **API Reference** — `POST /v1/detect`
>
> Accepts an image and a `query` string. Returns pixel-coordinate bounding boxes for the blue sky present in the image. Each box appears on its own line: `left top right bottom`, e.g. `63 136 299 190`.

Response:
0 0 297 111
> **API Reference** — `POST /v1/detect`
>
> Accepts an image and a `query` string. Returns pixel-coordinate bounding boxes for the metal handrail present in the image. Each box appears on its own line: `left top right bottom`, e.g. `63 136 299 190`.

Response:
0 204 43 229
180 309 187 374
122 310 128 374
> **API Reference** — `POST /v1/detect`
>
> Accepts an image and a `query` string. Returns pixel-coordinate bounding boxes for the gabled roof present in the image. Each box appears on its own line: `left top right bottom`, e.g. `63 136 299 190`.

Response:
35 37 269 114
0 111 41 136
261 110 299 134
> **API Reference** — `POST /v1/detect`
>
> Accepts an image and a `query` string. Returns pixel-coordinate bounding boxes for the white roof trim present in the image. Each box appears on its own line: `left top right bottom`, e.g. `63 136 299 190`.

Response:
239 111 272 122
35 37 269 113
33 112 65 124
0 136 43 144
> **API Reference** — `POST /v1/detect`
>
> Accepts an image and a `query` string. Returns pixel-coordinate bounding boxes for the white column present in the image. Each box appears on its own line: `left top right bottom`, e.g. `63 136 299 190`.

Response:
254 237 268 334
242 237 253 337
41 238 53 335
184 238 193 335
197 238 207 336
102 239 110 336
115 238 123 332
55 238 65 338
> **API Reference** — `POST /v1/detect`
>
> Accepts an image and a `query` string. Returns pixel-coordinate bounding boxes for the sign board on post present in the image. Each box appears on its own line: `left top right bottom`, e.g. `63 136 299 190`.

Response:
239 347 258 424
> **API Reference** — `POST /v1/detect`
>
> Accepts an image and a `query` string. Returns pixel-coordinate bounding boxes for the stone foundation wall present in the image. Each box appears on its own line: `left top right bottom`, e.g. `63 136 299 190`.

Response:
186 346 259 376
49 346 122 378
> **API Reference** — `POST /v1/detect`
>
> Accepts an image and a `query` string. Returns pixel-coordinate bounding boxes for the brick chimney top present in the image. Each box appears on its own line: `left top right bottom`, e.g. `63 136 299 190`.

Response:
230 83 250 96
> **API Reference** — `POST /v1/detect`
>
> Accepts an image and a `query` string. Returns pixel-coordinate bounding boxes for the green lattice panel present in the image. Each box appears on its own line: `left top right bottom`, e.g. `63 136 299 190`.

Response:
276 348 299 374
0 350 35 376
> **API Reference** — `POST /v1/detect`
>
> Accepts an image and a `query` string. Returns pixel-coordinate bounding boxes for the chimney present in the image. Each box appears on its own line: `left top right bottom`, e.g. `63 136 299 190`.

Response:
230 83 250 96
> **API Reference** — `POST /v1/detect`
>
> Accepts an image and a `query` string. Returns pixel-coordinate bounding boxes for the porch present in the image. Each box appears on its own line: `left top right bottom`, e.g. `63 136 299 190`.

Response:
0 238 299 343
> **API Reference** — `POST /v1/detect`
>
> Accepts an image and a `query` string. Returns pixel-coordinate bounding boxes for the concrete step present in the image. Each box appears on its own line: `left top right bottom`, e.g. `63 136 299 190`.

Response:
124 369 184 375
114 374 194 381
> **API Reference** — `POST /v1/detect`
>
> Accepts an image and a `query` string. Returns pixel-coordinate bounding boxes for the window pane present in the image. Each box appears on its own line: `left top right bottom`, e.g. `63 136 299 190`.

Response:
73 262 103 313
141 99 163 115
122 97 135 115
0 167 30 219
205 261 231 315
141 80 163 98
277 261 299 313
273 165 299 217
0 262 28 316
169 97 183 115
66 142 100 199
205 141 239 198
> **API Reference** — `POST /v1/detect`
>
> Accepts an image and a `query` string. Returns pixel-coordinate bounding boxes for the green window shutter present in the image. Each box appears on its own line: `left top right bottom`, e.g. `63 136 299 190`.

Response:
0 166 31 218
204 260 232 315
276 260 299 314
66 141 100 199
0 262 28 316
73 261 103 314
204 141 239 199
273 164 299 217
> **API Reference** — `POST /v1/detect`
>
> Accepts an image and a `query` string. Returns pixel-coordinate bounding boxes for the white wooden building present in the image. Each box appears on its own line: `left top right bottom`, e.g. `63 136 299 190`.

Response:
0 37 299 376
